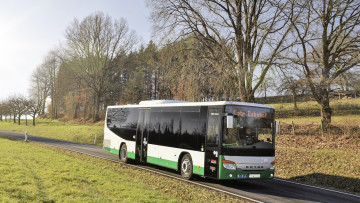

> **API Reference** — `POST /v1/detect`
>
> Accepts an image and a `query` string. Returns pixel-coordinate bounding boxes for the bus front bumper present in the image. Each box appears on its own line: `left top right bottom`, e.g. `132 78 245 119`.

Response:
219 168 275 180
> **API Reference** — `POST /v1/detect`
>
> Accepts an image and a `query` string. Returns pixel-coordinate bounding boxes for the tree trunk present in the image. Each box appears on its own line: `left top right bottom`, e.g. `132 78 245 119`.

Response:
18 115 21 125
73 103 79 119
13 114 16 123
238 76 247 102
33 116 36 126
83 102 88 118
319 85 332 129
249 94 256 103
264 88 267 99
25 115 27 126
41 99 46 115
93 94 101 121
320 103 332 128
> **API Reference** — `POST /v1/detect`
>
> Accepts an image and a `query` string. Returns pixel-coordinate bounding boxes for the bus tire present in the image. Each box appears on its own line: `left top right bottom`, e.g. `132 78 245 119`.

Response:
119 144 128 163
180 154 193 179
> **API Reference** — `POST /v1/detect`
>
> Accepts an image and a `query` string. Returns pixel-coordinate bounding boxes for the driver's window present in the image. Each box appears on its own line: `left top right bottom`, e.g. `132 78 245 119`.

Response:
223 117 243 145
223 119 237 143
223 117 259 146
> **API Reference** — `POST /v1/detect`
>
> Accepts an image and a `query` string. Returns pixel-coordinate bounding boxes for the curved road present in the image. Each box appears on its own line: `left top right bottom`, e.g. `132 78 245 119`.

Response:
0 130 359 203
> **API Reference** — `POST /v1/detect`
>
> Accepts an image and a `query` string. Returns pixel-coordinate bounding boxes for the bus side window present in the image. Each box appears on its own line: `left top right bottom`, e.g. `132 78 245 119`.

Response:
180 110 200 150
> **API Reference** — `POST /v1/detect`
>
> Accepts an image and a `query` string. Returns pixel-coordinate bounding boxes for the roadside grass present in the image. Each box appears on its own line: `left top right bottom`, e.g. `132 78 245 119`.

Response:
0 137 246 202
275 131 360 194
0 119 104 146
275 146 360 193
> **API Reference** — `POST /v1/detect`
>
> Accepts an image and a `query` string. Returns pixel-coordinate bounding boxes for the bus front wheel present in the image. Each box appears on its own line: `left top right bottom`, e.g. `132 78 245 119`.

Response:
120 144 128 163
180 154 193 179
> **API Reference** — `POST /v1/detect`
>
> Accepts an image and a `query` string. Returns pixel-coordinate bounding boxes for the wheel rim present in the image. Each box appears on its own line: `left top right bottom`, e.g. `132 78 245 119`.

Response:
182 158 190 175
121 148 126 160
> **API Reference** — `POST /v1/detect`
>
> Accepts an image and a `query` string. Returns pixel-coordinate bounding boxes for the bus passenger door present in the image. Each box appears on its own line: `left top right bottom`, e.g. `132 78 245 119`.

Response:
205 108 221 178
136 109 150 162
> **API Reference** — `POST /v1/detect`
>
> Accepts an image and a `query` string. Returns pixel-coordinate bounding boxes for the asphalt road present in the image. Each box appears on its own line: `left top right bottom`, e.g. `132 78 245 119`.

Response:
0 130 359 203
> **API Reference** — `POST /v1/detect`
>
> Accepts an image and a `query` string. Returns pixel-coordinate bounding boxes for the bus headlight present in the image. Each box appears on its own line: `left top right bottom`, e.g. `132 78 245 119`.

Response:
270 160 275 170
222 160 236 170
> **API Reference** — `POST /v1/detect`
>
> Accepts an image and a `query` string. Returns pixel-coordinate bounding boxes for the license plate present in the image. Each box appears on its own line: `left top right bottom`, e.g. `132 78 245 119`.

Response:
237 174 248 179
249 174 260 178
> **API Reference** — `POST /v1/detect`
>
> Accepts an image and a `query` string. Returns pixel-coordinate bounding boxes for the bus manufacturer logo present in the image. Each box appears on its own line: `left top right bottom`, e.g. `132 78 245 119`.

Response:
246 165 264 169
210 159 217 164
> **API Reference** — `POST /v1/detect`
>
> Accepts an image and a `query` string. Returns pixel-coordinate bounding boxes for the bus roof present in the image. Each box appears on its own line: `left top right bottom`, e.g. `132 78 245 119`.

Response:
107 100 274 109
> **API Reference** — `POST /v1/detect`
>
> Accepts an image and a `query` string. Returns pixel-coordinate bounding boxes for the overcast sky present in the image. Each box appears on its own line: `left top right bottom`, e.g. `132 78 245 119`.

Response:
0 0 151 101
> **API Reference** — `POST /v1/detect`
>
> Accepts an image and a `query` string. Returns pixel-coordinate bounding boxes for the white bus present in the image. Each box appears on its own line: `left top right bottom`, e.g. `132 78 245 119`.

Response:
103 100 277 180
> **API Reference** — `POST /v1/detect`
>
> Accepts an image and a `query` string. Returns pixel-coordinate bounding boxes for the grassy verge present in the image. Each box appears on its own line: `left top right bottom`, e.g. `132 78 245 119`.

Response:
276 132 360 194
276 146 360 193
0 137 246 202
0 119 104 146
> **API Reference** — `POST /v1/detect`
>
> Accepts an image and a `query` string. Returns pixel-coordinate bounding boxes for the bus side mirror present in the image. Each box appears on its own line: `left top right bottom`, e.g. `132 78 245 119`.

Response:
227 116 233 128
275 121 279 134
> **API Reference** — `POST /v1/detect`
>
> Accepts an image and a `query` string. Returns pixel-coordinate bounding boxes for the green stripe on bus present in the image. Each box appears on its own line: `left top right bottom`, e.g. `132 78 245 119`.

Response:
147 156 178 170
193 165 204 176
103 146 119 155
147 156 204 176
103 147 135 159
127 152 135 159
218 155 225 178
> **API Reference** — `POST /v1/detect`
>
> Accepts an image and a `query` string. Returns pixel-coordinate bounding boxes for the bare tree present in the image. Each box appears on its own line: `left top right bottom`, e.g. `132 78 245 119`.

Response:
27 98 42 126
6 98 17 124
0 101 12 122
148 0 295 102
287 0 360 127
8 95 27 125
332 70 360 92
256 71 277 99
63 12 137 121
41 50 62 119
30 64 51 115
277 68 308 110
0 101 5 121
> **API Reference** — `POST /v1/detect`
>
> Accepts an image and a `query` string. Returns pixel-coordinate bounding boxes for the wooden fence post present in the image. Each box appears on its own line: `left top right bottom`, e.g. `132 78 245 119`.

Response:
278 121 281 135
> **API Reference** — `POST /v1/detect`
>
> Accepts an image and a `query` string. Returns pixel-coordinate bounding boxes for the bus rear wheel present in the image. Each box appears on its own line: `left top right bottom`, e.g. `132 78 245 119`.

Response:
180 154 193 179
120 144 128 163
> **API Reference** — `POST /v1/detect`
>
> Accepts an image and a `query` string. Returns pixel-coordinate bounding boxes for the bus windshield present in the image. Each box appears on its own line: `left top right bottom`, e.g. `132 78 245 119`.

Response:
222 106 274 150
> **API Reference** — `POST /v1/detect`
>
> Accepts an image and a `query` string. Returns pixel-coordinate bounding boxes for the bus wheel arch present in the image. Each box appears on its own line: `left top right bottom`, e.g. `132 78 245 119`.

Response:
119 142 128 163
179 153 193 179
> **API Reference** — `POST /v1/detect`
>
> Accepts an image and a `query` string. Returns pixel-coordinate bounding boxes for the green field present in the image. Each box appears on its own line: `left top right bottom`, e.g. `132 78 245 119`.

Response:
271 98 360 111
0 119 104 146
0 137 177 202
0 137 244 202
278 115 360 126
